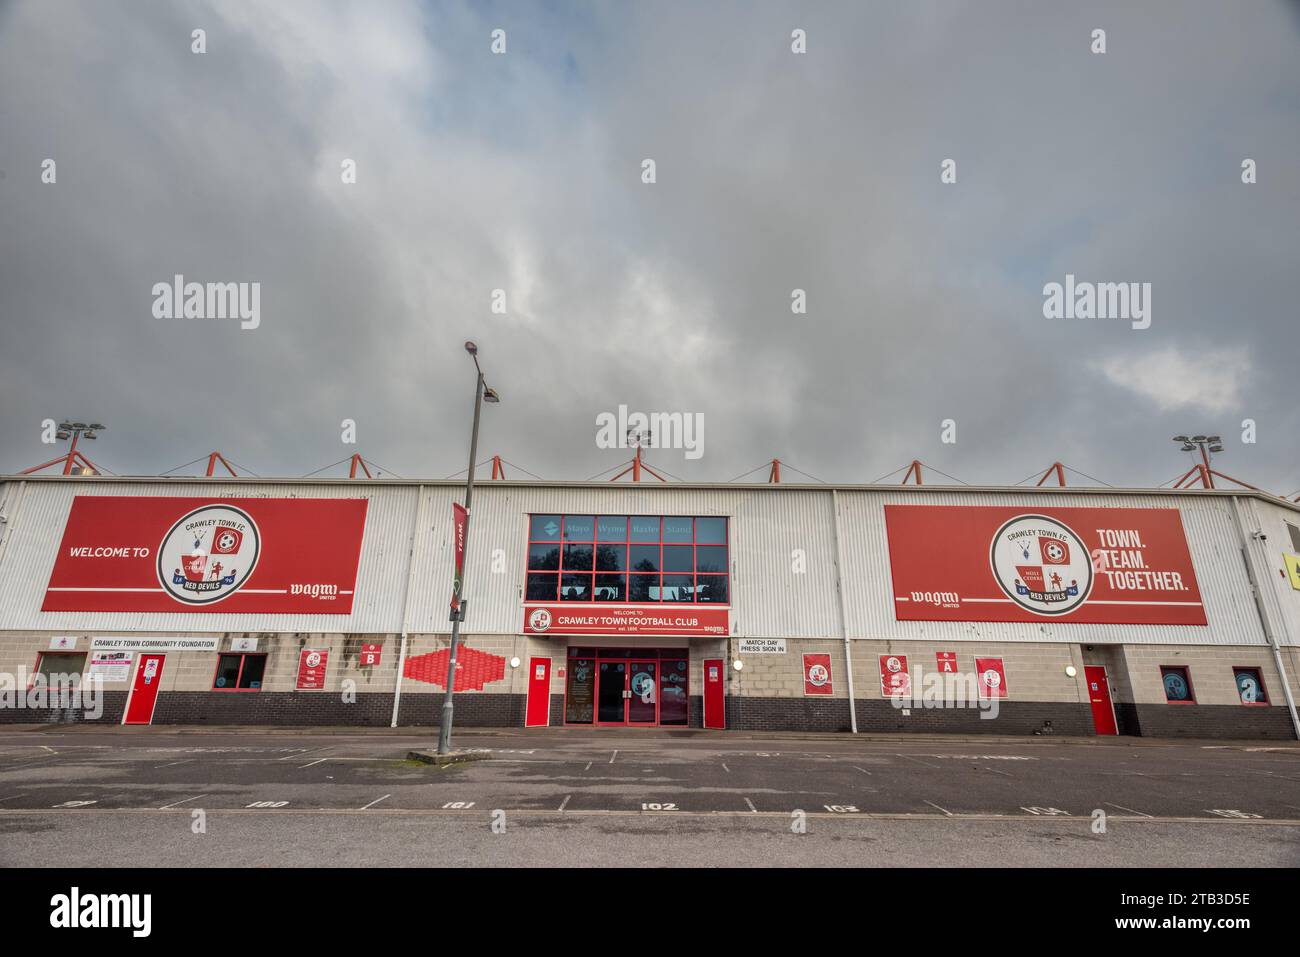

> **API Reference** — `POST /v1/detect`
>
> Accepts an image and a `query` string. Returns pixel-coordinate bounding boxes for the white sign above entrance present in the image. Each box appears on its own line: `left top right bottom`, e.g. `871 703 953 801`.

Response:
89 637 220 653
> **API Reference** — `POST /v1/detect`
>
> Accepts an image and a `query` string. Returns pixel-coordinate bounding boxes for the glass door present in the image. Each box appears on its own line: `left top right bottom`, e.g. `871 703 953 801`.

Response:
628 660 658 725
596 660 627 724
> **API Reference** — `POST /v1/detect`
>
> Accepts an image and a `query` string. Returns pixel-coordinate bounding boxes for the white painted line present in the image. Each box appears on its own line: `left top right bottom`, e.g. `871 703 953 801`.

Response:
154 760 191 769
744 797 757 813
852 766 873 775
1104 802 1153 818
897 753 941 769
359 794 391 811
158 795 203 810
559 794 571 811
721 763 730 773
40 746 57 754
923 800 953 817
298 758 329 769
609 750 618 764
982 766 1012 777
583 761 593 771
277 747 328 761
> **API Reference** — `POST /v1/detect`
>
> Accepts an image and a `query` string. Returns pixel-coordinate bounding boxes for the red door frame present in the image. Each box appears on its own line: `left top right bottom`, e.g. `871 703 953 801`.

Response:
703 657 725 729
1084 665 1118 736
525 657 551 727
123 653 166 726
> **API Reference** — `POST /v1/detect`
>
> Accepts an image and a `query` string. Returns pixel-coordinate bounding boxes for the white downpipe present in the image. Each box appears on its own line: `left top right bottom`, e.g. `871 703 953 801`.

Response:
831 490 858 733
390 487 428 728
1230 497 1300 741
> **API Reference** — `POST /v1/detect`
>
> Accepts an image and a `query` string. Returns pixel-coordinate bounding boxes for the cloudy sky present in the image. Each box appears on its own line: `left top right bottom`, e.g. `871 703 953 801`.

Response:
2 0 1297 492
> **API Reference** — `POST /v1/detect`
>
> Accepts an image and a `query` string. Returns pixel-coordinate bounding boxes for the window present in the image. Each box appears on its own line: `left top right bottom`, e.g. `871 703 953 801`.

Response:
213 653 266 690
1233 667 1268 705
1160 666 1194 703
527 515 729 604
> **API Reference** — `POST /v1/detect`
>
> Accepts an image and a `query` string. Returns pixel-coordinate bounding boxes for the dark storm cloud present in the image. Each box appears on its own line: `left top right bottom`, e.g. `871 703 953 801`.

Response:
1 1 1297 492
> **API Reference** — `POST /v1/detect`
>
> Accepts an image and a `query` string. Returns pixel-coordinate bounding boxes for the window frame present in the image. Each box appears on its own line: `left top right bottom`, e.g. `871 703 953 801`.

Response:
1231 665 1269 706
525 514 729 605
1159 665 1196 704
211 652 267 692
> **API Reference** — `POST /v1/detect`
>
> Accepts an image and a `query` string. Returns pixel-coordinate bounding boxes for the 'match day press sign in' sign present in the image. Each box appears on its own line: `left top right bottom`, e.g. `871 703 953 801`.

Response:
885 505 1206 625
42 497 367 614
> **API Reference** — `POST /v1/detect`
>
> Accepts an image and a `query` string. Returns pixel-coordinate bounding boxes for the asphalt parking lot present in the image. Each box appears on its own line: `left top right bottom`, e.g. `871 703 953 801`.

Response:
1 727 1298 866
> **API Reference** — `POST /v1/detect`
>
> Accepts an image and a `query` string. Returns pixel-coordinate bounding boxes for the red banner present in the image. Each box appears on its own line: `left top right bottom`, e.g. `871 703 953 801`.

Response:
975 657 1008 699
42 497 368 613
451 502 467 611
523 604 728 637
879 654 910 697
884 505 1206 625
803 654 833 696
296 648 329 690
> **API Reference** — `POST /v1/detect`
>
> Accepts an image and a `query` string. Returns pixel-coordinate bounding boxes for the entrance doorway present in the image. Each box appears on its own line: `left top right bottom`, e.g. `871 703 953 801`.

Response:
124 653 166 725
1085 665 1118 736
564 648 689 727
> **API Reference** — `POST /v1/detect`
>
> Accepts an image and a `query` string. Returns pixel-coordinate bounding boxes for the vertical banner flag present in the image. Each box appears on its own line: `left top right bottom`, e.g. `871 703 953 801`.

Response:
451 502 467 611
975 657 1008 699
803 653 833 696
879 654 911 698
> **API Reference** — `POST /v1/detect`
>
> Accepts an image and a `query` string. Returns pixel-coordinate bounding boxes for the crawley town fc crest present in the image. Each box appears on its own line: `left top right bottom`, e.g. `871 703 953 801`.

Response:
156 505 260 605
989 514 1093 616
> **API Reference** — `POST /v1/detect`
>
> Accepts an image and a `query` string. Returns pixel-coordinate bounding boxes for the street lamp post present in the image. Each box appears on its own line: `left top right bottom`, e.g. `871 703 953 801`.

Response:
437 342 499 755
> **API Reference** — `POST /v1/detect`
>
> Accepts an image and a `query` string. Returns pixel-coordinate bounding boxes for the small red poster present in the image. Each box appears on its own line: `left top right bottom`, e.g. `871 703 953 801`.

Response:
936 651 958 673
296 648 329 690
878 654 911 697
803 654 833 696
975 657 1008 699
359 642 382 666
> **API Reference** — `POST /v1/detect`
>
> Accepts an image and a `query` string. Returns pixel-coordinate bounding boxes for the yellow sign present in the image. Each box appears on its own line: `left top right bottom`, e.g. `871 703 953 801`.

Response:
1284 553 1300 591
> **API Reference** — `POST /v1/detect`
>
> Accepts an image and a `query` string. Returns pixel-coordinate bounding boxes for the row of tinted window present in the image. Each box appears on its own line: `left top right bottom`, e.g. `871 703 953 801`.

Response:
526 572 728 604
529 515 727 545
527 543 727 574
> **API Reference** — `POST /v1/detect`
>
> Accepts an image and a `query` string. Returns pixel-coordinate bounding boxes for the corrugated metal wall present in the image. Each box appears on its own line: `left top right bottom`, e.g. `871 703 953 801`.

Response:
835 489 1266 646
0 477 1290 647
1247 498 1300 647
0 480 419 633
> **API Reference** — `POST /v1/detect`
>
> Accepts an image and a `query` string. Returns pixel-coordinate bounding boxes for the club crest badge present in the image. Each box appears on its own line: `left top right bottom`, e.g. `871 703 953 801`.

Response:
156 505 260 605
989 514 1093 616
528 608 552 632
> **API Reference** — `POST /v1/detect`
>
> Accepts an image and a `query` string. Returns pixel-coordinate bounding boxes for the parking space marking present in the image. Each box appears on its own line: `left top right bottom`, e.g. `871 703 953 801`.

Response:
744 797 757 813
1104 802 1152 818
609 750 618 764
154 760 191 769
852 766 872 776
981 766 1013 777
583 762 593 771
923 800 952 817
277 747 329 761
558 794 571 811
359 794 391 811
158 795 203 810
298 758 329 769
897 754 941 769
722 763 730 773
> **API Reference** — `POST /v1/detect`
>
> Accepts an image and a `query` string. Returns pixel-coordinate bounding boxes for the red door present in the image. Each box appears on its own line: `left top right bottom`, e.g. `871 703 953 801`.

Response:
1085 666 1118 735
123 653 165 725
525 657 551 727
703 658 725 729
